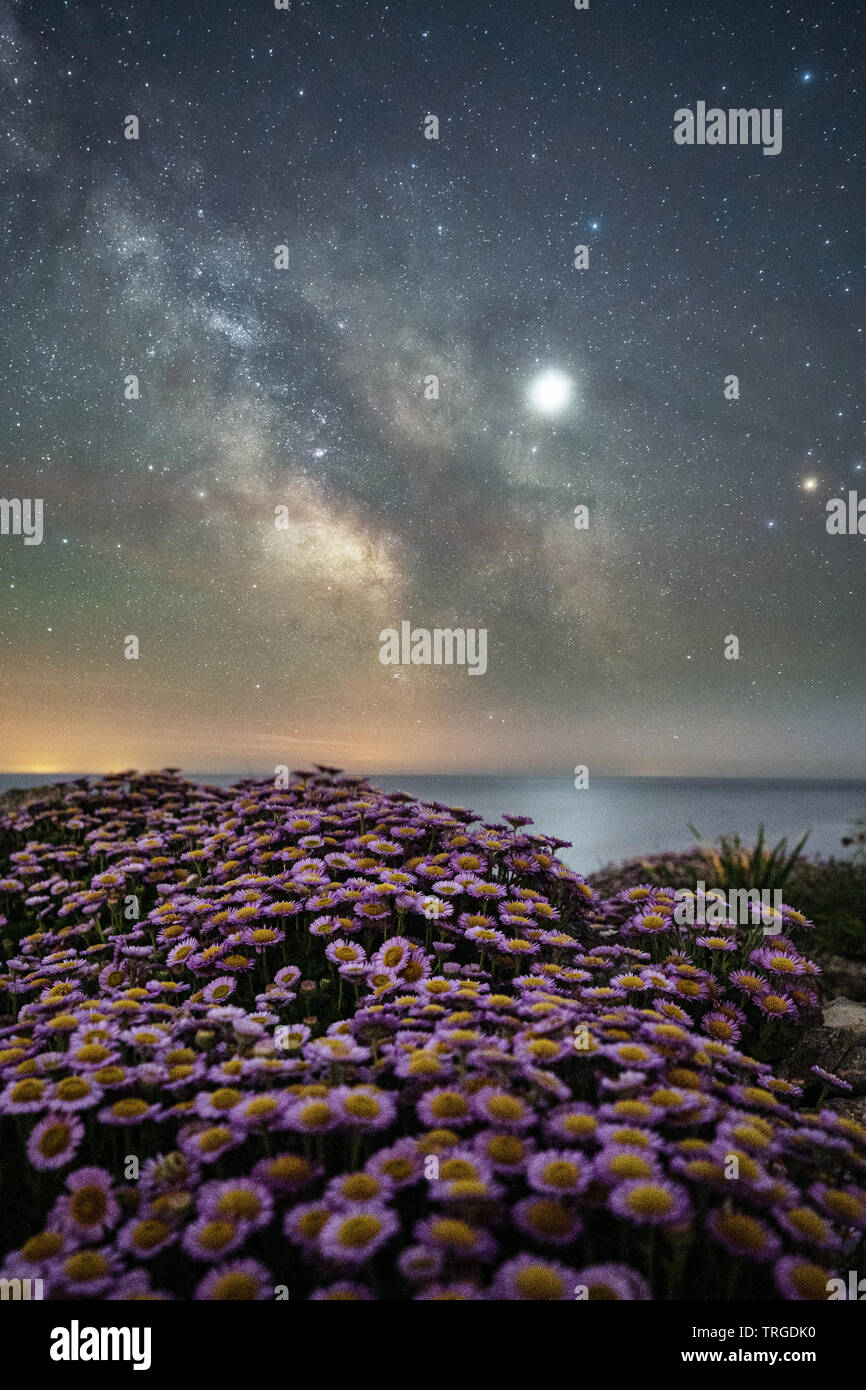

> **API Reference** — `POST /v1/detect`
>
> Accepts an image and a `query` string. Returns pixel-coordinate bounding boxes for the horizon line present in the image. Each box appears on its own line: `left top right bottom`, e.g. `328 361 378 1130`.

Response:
3 770 866 784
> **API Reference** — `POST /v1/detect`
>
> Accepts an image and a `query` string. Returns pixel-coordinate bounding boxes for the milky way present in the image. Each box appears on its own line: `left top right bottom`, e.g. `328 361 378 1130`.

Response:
0 0 863 775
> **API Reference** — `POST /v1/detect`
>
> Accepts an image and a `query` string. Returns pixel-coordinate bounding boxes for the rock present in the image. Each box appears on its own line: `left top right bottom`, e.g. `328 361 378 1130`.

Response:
827 1095 866 1128
817 954 866 1004
783 997 866 1096
822 997 866 1029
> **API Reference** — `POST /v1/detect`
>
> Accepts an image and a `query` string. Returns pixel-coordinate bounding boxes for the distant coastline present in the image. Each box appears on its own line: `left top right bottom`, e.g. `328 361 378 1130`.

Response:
2 771 863 873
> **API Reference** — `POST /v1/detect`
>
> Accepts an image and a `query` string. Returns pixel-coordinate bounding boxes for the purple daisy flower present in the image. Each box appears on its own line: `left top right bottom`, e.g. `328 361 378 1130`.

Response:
330 1085 396 1131
397 1244 446 1283
178 1121 243 1165
810 1065 853 1093
181 1214 246 1263
608 1178 691 1227
470 1086 534 1132
416 1087 474 1130
412 1215 497 1262
325 1170 394 1208
774 1205 842 1252
773 1254 837 1301
706 1207 782 1262
48 1074 104 1112
526 1150 590 1197
755 991 798 1019
808 1182 866 1232
57 1245 122 1296
572 1263 651 1300
198 1178 274 1232
325 938 367 969
107 1270 176 1300
365 1138 424 1189
283 1094 343 1135
543 1103 601 1147
26 1113 84 1171
512 1195 583 1247
283 1201 333 1252
491 1254 578 1301
202 976 237 1005
196 1258 274 1300
413 1280 487 1300
54 1166 120 1242
117 1214 178 1261
1 1076 50 1115
319 1203 399 1265
309 1280 376 1301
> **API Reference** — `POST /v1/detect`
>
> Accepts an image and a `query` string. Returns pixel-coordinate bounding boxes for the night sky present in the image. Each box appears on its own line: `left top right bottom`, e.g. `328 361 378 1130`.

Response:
1 0 863 776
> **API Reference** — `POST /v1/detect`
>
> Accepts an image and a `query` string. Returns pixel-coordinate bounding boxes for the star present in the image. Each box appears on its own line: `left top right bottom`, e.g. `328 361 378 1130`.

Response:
528 370 573 416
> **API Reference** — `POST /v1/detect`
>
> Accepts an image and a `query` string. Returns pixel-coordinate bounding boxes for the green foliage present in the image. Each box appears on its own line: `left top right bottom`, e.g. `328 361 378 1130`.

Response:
589 819 866 965
841 818 866 864
686 823 810 892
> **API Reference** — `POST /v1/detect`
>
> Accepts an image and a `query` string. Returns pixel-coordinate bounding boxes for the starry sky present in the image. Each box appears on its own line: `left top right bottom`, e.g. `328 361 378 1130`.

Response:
0 0 864 777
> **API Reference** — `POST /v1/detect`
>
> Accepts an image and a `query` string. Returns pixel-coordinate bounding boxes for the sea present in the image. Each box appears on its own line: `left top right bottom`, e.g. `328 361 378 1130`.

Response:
1 773 864 874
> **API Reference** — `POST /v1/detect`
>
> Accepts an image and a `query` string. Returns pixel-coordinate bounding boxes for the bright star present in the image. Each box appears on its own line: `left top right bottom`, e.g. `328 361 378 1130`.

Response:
528 370 573 415
803 477 818 491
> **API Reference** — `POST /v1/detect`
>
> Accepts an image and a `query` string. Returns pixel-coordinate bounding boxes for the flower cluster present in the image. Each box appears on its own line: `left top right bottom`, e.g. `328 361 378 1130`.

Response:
0 770 863 1301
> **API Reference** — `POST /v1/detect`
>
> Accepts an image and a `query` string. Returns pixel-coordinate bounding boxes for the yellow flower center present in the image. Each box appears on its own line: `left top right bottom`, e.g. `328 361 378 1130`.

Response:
787 1208 828 1242
132 1219 170 1251
341 1174 380 1200
196 1220 235 1252
198 1126 232 1154
431 1219 476 1249
210 1088 242 1110
717 1213 768 1251
526 1200 573 1236
485 1095 524 1121
625 1184 675 1217
210 1273 260 1299
112 1098 148 1120
64 1251 108 1281
430 1093 468 1119
70 1188 107 1225
38 1123 72 1157
337 1214 383 1248
216 1191 261 1222
514 1265 565 1299
22 1231 64 1261
790 1263 832 1299
56 1077 89 1101
299 1102 334 1129
542 1160 580 1189
11 1079 44 1103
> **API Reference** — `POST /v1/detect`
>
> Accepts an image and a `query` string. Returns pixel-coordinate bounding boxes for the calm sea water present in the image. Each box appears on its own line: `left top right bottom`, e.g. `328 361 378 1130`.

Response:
1 773 863 873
